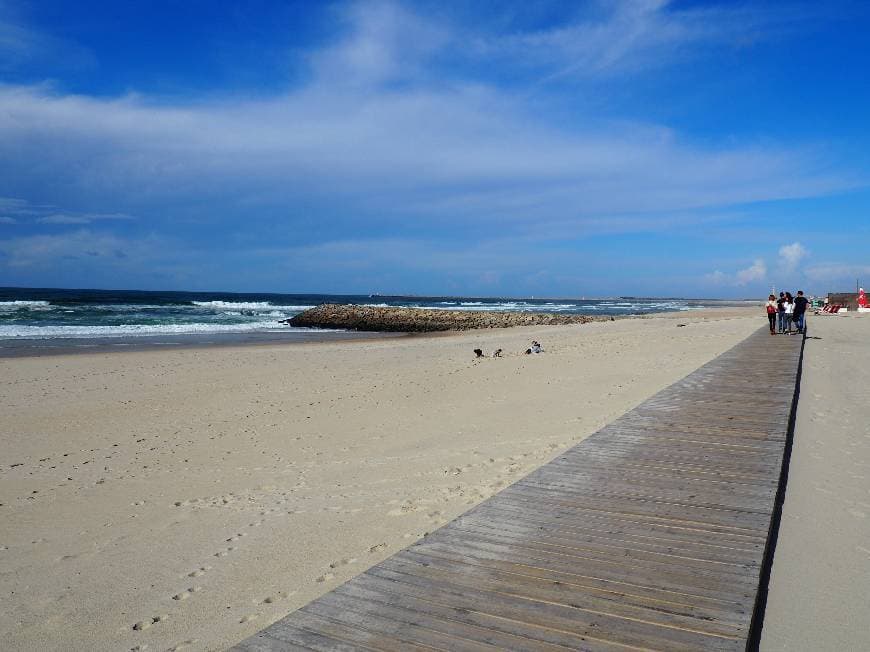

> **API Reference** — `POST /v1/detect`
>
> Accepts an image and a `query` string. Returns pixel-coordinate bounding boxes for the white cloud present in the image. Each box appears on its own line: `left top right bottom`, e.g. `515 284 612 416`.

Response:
0 3 94 72
704 270 728 285
35 212 133 225
778 241 808 272
0 9 41 67
0 81 851 233
0 198 134 225
0 229 131 267
0 230 182 287
805 263 870 284
0 197 31 210
472 1 798 81
0 1 855 249
311 0 447 87
736 259 767 285
35 214 92 224
705 258 767 286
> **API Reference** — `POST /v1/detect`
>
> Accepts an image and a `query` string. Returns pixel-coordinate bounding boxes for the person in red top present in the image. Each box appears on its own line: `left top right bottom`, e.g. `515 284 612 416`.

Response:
765 294 778 334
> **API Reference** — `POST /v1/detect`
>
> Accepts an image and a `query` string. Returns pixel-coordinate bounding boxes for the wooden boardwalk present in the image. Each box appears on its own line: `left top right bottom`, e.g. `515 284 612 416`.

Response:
233 328 805 651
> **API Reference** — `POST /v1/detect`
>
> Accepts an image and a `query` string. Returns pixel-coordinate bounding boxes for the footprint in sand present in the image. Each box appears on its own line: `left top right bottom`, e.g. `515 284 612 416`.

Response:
186 566 211 578
315 573 334 583
133 615 168 631
226 533 247 542
168 640 198 651
214 547 235 557
368 542 387 554
172 587 202 601
387 503 418 516
239 614 258 624
328 558 357 569
260 591 293 604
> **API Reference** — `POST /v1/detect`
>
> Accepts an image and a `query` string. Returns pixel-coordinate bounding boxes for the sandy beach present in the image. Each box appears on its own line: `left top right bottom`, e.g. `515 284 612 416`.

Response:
0 307 783 651
761 313 870 650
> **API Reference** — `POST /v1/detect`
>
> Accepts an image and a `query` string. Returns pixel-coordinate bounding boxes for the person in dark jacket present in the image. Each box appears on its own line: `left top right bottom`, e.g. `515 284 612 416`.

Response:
793 290 809 334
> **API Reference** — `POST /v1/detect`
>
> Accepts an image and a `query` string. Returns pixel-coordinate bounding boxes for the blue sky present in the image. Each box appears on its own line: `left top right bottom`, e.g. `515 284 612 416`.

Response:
1 0 869 297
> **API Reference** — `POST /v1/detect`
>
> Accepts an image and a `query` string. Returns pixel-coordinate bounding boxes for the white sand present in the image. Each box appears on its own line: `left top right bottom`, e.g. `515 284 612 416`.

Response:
1 309 760 651
761 314 870 650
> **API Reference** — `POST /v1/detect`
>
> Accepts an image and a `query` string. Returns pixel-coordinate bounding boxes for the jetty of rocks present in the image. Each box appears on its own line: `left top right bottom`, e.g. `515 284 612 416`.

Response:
288 303 605 332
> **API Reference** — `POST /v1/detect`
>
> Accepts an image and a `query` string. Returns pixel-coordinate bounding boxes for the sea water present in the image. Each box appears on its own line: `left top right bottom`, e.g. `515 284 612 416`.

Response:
0 287 715 354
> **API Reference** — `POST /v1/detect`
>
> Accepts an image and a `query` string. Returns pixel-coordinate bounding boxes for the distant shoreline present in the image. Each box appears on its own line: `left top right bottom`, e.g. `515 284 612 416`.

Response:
0 305 758 358
1 289 754 355
1 285 764 303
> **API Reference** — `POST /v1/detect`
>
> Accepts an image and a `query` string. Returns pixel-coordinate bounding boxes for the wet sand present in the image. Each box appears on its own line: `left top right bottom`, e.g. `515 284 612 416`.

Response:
1 308 762 651
0 328 402 358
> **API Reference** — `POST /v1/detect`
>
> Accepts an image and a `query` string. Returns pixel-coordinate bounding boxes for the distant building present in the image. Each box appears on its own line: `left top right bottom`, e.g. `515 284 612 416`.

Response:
827 292 860 310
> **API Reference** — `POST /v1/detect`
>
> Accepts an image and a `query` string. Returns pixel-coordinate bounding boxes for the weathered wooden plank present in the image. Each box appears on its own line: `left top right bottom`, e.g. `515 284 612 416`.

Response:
314 589 581 652
418 527 762 586
491 492 772 537
332 581 625 652
516 473 779 507
260 617 381 651
232 327 803 651
399 547 750 626
233 633 309 652
385 550 750 633
499 487 774 531
360 566 743 651
463 505 766 553
298 601 496 652
412 536 759 605
554 446 784 473
530 466 780 500
446 518 760 566
545 459 779 487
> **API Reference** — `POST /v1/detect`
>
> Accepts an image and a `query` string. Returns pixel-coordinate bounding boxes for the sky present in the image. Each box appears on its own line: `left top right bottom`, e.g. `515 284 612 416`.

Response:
1 0 869 298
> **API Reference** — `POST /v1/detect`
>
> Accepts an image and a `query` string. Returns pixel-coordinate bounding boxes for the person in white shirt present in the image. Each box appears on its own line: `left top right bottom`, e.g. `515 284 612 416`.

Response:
783 292 794 333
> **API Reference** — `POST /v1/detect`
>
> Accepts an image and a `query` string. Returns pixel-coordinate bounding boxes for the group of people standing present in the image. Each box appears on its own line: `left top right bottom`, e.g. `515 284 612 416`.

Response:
765 291 809 334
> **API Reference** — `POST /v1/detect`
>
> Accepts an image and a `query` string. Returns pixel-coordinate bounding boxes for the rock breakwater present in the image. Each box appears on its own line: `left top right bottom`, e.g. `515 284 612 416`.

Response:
288 304 604 332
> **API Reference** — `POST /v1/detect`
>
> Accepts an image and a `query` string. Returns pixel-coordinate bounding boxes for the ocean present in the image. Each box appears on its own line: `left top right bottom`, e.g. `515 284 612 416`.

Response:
0 287 715 354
